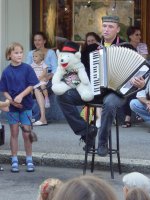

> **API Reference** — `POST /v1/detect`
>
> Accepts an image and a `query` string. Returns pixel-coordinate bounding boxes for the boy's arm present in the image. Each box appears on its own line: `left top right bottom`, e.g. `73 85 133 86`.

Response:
3 92 23 108
14 86 33 104
3 92 12 101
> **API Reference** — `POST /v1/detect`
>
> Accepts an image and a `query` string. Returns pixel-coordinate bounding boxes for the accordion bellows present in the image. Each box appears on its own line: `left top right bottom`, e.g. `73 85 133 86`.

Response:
90 46 150 97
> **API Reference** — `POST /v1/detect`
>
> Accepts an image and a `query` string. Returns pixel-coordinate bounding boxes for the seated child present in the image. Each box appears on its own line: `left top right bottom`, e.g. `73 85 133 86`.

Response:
31 49 50 108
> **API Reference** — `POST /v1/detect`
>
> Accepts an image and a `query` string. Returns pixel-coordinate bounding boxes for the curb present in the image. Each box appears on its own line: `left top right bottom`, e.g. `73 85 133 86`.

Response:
0 150 150 174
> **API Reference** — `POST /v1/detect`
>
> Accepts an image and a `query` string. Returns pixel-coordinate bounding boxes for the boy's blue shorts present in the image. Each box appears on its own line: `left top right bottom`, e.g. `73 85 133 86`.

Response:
7 110 32 125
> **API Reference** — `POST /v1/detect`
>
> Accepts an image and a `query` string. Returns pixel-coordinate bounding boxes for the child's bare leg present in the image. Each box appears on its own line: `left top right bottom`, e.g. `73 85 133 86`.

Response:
22 125 32 156
34 89 47 123
10 124 20 172
10 124 19 156
40 85 47 97
40 85 50 108
22 125 34 172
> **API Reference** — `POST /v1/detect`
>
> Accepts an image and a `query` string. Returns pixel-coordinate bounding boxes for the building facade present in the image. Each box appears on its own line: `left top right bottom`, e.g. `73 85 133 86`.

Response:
0 0 31 72
0 0 150 73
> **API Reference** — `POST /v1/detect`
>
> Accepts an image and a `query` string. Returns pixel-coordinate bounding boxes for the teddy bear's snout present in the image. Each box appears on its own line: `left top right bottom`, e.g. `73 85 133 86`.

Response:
61 59 64 62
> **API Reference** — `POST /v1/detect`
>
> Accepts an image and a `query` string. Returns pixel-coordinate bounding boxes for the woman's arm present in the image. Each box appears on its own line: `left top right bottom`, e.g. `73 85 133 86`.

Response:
138 97 150 112
46 50 58 75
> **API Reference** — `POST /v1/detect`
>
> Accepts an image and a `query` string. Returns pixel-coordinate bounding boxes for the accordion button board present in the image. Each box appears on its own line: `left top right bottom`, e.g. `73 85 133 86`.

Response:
90 50 102 95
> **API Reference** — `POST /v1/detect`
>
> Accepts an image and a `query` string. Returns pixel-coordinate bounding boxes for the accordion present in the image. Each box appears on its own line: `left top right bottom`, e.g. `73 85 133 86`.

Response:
90 46 150 97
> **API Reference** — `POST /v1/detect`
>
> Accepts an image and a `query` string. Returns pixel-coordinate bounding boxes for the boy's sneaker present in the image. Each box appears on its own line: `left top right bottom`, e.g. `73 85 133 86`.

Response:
45 98 50 108
26 160 35 172
11 161 19 173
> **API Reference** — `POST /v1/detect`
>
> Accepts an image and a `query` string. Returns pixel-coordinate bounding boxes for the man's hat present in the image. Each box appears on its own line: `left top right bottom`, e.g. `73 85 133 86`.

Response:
61 41 80 53
102 15 120 23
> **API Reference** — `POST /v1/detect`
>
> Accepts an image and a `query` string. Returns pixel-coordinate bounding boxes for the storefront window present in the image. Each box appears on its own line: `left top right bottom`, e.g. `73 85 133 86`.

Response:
33 0 141 48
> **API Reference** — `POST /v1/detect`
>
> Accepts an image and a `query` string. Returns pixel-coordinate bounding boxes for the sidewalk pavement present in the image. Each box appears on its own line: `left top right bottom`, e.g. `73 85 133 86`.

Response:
0 121 150 174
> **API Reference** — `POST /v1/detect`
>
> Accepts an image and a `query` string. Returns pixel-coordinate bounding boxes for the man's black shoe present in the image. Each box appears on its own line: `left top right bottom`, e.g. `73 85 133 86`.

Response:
83 139 95 151
97 143 108 157
82 125 97 151
88 125 97 138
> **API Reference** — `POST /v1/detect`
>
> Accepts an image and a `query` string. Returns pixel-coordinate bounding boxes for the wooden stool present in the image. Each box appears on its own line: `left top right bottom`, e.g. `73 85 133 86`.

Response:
83 103 121 179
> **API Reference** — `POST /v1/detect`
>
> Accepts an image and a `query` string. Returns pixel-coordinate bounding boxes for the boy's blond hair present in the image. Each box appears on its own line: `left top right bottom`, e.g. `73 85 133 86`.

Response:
5 42 23 60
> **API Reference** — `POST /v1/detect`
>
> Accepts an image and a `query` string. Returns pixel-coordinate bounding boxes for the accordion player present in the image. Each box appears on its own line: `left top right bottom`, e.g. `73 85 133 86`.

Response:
89 46 150 97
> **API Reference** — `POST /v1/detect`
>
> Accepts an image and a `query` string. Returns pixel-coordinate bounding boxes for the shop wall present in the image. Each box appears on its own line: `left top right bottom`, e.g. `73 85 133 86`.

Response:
0 0 31 72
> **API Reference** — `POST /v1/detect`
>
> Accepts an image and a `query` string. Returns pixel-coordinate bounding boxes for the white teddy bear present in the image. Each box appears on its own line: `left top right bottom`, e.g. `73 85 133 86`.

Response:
52 41 94 102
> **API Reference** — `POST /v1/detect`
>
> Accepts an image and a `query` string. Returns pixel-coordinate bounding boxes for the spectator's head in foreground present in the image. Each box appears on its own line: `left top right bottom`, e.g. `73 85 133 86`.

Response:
122 172 150 197
37 178 63 200
53 175 118 200
126 187 150 200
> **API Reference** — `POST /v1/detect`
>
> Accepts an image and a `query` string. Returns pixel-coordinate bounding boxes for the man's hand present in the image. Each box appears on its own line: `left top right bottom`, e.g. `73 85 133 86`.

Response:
130 76 145 89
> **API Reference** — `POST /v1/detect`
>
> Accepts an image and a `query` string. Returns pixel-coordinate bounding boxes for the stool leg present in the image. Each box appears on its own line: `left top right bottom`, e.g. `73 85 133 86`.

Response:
91 143 96 173
109 131 114 179
90 107 96 173
83 106 90 175
116 115 121 174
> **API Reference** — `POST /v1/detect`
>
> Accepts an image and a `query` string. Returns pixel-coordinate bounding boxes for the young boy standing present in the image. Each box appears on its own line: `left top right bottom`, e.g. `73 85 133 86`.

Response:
0 42 39 172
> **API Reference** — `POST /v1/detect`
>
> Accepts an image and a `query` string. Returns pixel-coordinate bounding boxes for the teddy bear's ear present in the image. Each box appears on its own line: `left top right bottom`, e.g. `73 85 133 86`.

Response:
56 49 60 57
75 51 81 59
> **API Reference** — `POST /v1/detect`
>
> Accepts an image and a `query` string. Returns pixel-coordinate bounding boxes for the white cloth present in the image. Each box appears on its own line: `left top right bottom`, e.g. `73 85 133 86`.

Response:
31 61 48 79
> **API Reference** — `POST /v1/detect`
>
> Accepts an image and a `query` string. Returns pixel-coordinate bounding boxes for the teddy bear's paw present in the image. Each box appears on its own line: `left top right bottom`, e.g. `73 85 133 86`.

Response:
52 83 71 95
81 92 94 102
52 85 65 95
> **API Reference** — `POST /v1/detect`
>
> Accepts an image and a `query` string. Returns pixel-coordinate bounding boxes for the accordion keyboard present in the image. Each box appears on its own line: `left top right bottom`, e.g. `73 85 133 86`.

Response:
89 50 101 95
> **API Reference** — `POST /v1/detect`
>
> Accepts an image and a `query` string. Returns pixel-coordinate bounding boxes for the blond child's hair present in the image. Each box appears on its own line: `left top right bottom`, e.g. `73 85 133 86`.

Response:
126 188 150 200
37 178 63 200
5 42 23 61
53 175 118 200
33 49 45 61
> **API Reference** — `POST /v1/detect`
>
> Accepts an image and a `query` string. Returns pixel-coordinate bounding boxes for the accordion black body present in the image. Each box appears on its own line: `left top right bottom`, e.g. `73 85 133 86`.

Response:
90 46 150 97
